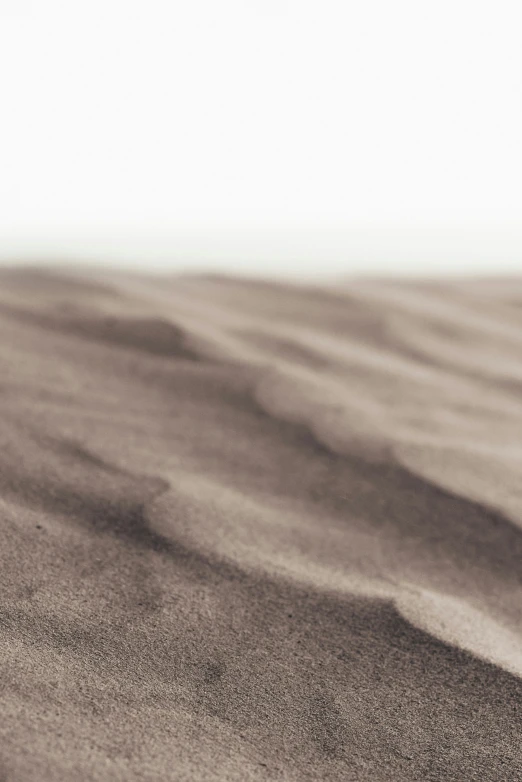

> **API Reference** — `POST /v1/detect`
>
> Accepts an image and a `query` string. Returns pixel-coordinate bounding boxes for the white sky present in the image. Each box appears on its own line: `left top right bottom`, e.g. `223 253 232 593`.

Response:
1 0 521 275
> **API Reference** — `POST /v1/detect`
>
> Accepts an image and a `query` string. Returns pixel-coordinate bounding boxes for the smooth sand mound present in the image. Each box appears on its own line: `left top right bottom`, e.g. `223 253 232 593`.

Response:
0 268 521 780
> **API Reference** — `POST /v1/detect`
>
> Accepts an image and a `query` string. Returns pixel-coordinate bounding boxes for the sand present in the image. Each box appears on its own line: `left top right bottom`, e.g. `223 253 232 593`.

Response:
0 267 521 780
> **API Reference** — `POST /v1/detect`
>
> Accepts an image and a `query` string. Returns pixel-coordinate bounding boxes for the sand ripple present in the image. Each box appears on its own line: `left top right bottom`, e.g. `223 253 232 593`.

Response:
0 268 521 780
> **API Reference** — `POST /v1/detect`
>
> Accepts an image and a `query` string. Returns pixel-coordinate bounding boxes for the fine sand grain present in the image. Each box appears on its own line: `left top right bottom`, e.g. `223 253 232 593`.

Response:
0 268 521 780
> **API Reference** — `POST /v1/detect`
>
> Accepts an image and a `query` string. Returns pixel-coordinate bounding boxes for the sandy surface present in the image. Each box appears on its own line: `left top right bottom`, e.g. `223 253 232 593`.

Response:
0 267 521 780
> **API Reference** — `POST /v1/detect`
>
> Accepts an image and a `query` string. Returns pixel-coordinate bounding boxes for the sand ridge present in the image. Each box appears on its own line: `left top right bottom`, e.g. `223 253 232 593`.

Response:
0 268 521 780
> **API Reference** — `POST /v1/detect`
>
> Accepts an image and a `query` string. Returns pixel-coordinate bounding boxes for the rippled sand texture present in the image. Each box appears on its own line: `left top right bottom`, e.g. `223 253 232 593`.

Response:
0 268 521 781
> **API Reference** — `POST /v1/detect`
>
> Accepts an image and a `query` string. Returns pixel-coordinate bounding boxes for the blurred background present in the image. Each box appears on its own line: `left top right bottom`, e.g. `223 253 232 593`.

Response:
1 1 521 278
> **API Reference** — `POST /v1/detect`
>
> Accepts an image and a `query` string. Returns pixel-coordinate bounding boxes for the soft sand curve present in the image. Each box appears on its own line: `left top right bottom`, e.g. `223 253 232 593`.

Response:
0 268 521 780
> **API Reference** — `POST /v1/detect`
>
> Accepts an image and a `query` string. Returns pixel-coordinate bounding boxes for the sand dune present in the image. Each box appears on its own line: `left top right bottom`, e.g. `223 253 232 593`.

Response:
0 267 521 780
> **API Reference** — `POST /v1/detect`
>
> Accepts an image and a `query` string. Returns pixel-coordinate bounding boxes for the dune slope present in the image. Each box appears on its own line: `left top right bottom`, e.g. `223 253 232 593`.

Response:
0 268 521 781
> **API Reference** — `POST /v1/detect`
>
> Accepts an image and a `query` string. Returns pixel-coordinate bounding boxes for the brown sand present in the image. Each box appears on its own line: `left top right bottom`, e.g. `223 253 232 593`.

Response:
0 267 521 780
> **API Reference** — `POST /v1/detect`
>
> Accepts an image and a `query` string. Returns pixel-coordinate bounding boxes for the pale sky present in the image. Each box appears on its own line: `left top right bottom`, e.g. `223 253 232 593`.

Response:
1 1 521 276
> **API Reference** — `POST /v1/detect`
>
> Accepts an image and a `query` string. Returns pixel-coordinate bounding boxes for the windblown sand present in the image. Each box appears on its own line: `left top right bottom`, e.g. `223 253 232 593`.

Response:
0 268 521 780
